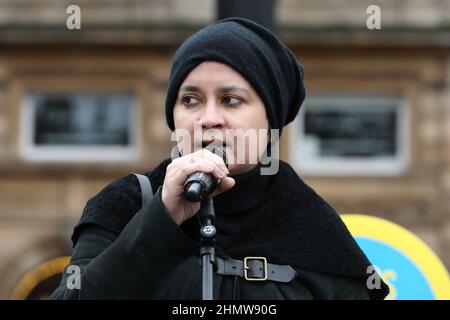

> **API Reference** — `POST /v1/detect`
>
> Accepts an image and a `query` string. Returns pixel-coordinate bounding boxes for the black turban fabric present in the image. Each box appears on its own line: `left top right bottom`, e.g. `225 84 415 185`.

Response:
165 17 305 136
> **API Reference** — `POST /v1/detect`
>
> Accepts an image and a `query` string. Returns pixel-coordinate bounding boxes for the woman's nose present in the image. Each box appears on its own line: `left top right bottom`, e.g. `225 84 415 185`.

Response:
198 102 225 129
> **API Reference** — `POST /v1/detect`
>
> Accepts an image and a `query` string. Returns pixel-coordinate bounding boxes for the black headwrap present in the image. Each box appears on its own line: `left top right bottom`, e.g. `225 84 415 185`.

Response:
165 17 305 136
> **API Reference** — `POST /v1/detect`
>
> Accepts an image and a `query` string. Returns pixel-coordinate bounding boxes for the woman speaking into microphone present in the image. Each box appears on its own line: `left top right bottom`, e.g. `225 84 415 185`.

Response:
51 18 388 300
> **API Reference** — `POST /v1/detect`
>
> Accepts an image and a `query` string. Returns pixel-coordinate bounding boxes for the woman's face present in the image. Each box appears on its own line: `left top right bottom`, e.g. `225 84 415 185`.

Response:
173 61 269 175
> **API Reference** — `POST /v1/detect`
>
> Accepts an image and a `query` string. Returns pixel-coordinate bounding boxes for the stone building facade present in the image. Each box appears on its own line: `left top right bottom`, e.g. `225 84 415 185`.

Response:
0 0 449 298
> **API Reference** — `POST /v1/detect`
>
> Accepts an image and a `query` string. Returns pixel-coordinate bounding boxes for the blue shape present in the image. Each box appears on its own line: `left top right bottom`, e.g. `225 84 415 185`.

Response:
355 237 434 300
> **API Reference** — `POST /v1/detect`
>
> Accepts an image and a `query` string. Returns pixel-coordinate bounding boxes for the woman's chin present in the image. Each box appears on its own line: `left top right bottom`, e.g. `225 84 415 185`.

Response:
228 163 258 176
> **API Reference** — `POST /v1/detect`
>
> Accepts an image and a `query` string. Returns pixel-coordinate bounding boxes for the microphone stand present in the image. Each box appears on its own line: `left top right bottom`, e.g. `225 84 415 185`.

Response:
198 196 216 300
185 144 227 300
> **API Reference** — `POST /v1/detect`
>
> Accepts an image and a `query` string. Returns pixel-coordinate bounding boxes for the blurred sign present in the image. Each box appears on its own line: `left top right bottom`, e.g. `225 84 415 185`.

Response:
293 95 409 175
342 214 450 300
31 91 134 146
304 109 397 157
20 91 137 162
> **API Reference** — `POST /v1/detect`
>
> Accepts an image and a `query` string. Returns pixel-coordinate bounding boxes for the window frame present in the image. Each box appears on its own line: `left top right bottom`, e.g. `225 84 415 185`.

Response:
19 90 139 163
290 94 410 176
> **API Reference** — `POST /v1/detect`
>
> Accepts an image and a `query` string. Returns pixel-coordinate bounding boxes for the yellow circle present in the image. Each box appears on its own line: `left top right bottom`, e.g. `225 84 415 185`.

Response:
10 256 70 300
341 214 450 300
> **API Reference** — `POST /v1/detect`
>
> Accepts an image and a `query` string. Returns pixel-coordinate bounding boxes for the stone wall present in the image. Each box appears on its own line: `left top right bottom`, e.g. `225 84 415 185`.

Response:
0 0 449 298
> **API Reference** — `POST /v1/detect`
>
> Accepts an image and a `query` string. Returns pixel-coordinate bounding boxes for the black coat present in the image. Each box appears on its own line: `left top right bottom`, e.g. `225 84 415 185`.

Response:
50 159 389 300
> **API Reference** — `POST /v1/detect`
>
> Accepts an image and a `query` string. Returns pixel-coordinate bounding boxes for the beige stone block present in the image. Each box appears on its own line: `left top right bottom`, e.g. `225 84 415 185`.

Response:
413 226 444 254
0 91 7 142
339 199 440 227
0 0 214 26
278 0 450 28
443 171 450 191
418 121 440 145
402 5 442 27
418 89 445 117
442 221 450 244
0 222 70 299
149 117 171 142
415 146 440 167
444 88 450 131
0 115 6 140
62 178 109 219
0 62 8 80
170 0 214 22
278 0 372 26
1 0 449 30
311 179 435 201
315 175 445 225
0 179 65 219
443 90 450 165
147 57 172 85
411 224 450 271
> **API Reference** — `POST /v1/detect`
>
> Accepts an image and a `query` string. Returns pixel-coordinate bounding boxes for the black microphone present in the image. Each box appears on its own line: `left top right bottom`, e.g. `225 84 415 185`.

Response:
183 145 228 202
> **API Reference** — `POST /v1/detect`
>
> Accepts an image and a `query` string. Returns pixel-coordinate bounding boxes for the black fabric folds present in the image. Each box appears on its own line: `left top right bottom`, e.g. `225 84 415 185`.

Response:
72 158 388 299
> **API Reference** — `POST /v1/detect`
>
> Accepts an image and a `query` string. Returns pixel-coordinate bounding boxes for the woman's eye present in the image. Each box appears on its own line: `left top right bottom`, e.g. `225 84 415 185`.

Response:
222 96 242 107
181 96 200 107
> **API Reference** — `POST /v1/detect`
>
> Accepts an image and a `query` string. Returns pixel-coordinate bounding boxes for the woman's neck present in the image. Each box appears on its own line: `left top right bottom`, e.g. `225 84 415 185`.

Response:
213 163 272 215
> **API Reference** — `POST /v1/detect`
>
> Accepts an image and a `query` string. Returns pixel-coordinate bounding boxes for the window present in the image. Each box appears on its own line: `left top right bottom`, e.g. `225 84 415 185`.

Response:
291 94 409 176
20 91 138 162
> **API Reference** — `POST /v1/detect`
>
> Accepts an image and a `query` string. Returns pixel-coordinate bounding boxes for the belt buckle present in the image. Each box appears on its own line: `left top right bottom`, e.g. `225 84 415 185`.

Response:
244 257 268 281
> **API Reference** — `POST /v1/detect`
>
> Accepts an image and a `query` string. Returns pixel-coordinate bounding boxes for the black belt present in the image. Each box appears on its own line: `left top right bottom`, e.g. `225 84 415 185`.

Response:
215 257 297 283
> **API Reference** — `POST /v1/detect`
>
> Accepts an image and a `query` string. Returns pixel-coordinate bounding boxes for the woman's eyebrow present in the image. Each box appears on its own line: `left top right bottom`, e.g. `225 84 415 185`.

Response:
179 85 201 93
216 86 250 95
180 85 250 95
